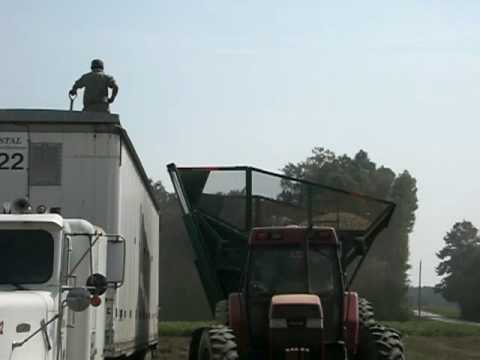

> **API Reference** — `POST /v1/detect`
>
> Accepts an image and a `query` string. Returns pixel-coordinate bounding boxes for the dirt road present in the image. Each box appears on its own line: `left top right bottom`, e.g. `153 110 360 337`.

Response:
157 335 480 360
158 337 189 360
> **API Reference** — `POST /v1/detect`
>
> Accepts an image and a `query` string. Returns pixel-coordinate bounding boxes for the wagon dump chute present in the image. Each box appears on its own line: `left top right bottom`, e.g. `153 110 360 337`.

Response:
167 163 395 311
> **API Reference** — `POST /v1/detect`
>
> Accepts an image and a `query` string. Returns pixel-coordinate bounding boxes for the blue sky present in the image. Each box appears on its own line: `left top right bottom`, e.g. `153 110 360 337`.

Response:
2 1 480 285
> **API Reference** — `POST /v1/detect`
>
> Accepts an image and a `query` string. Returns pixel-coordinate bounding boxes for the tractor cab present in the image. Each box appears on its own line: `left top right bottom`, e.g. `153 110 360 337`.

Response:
244 226 344 358
247 227 340 297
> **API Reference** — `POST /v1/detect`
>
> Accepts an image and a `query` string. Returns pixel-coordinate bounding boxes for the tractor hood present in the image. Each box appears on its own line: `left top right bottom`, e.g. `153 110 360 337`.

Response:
0 290 56 360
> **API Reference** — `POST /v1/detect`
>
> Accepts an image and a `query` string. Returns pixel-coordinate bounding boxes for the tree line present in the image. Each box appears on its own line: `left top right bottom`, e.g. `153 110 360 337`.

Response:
281 148 418 320
436 220 480 321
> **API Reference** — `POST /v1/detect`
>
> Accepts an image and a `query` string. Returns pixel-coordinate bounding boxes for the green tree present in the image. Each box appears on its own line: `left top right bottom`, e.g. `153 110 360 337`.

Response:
361 170 417 319
436 221 480 321
282 147 418 320
150 179 171 205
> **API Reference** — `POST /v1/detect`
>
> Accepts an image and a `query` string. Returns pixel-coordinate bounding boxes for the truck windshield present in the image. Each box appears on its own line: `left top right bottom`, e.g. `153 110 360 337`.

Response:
0 230 54 284
248 245 336 295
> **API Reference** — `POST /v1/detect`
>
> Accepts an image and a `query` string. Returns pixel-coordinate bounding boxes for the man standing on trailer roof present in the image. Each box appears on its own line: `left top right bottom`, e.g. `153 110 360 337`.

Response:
69 59 119 112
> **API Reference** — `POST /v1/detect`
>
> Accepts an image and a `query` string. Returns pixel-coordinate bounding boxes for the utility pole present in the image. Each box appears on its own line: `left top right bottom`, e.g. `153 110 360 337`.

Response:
417 260 422 319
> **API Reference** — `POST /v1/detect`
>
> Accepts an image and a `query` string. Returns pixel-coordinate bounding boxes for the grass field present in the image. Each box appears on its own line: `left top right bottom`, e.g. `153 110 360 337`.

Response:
384 319 480 337
158 320 480 360
421 305 461 319
159 321 213 337
405 336 480 360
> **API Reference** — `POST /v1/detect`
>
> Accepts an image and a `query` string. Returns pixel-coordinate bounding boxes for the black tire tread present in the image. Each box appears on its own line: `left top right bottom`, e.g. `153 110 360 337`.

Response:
200 325 239 360
357 298 406 360
189 328 205 360
369 324 406 360
358 297 376 328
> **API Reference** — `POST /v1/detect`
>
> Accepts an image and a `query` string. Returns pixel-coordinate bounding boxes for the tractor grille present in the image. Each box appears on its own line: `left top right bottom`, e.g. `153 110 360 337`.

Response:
271 304 322 320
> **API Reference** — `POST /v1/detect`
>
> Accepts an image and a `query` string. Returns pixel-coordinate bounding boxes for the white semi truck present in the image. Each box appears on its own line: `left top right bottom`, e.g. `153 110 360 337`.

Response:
0 109 160 360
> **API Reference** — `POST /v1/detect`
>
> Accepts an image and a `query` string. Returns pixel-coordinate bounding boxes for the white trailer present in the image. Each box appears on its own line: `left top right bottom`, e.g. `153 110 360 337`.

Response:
0 109 160 360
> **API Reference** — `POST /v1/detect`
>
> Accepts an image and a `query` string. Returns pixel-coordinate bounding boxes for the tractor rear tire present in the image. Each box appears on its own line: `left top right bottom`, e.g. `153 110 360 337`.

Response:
215 300 229 325
197 325 239 360
356 297 405 359
356 322 405 360
358 297 376 328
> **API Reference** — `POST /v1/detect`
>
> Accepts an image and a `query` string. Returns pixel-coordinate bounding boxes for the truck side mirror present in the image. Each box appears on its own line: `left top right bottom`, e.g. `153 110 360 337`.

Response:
86 273 108 295
66 288 91 312
106 236 126 287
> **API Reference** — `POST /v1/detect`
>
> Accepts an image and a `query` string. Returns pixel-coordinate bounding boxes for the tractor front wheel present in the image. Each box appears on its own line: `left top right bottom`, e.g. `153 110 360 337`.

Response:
197 325 239 360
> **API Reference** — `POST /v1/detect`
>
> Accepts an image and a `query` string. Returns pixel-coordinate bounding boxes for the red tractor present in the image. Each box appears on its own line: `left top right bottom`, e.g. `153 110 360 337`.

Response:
191 226 404 360
167 164 405 360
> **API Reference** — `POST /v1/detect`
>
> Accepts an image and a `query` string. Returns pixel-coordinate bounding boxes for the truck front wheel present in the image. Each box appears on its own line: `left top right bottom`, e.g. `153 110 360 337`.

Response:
142 349 153 360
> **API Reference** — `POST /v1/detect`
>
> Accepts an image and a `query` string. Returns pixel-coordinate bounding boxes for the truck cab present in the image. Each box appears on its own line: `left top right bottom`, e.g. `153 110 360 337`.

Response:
0 210 125 360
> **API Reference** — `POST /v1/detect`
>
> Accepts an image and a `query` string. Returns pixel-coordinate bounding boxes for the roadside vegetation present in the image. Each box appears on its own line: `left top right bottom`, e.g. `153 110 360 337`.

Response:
384 319 480 337
408 286 460 319
159 321 213 337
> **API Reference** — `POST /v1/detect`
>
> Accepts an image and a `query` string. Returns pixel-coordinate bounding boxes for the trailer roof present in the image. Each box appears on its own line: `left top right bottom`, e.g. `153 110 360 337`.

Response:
0 109 160 212
0 109 119 124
